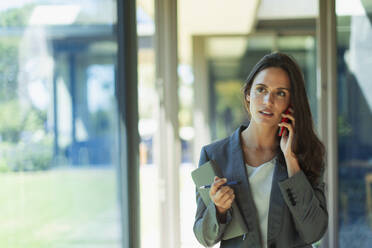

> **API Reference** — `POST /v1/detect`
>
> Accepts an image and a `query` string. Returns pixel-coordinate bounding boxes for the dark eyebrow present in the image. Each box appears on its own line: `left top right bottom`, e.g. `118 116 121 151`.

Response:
277 87 290 91
256 83 290 91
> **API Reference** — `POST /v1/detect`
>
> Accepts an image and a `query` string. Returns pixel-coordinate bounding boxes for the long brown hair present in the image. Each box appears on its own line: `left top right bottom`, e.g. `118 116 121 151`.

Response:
242 52 325 185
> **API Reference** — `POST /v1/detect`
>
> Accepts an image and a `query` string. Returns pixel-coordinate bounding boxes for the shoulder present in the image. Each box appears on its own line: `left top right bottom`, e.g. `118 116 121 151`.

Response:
201 125 246 159
197 136 231 167
202 136 231 155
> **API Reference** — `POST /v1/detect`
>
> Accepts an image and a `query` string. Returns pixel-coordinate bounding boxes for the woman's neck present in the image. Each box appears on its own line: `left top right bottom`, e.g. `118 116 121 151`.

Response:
241 121 279 151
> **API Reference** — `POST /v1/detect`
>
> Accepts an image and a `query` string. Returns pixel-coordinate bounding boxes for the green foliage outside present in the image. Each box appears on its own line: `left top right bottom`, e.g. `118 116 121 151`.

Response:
338 115 353 137
0 136 53 173
0 100 53 172
0 4 34 27
0 38 19 101
215 80 247 139
0 5 53 173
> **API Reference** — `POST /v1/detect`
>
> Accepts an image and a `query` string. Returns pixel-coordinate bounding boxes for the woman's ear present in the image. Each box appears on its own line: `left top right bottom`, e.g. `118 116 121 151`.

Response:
246 94 250 103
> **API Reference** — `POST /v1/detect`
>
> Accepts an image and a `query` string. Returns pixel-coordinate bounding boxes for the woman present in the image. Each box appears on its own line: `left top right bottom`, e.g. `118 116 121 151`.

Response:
193 52 328 248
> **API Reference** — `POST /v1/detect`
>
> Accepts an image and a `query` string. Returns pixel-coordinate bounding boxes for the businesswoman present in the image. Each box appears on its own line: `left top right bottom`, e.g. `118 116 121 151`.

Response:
193 52 328 248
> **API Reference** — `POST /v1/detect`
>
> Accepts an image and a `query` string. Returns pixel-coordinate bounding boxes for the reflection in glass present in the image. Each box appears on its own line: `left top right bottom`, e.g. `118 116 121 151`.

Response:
337 0 372 246
136 0 161 247
0 1 121 247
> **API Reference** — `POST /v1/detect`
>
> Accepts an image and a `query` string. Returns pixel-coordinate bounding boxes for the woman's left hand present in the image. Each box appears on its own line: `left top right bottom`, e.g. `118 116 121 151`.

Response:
278 107 301 177
278 107 295 157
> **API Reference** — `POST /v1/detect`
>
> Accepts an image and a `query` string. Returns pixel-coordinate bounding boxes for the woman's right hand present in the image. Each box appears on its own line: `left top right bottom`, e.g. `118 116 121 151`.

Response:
209 176 235 215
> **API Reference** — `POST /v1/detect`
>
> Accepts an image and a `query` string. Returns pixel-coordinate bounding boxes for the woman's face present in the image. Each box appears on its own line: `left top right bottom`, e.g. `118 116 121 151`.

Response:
246 67 291 126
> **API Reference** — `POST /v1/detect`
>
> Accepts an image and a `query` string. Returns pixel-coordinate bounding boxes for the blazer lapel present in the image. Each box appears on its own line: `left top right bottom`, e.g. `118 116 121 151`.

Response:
225 125 288 245
227 126 262 244
267 157 288 242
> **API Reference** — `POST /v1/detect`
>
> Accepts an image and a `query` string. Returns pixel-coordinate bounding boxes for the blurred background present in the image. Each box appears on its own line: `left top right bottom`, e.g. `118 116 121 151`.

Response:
0 0 371 247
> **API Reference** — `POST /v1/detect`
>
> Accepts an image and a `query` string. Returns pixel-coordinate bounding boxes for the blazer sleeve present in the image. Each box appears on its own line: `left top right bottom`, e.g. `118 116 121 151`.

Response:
278 169 328 244
193 146 232 247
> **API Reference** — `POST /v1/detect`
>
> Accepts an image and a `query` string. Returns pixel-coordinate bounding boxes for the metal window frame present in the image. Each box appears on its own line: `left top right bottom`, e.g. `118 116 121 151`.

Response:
116 0 140 247
317 0 338 247
154 0 181 247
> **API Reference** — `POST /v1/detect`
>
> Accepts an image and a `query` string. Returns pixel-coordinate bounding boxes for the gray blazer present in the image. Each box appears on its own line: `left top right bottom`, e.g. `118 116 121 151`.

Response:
193 125 328 248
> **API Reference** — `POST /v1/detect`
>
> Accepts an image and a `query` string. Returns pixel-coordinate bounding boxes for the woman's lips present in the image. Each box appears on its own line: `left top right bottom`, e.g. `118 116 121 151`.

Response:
259 110 274 117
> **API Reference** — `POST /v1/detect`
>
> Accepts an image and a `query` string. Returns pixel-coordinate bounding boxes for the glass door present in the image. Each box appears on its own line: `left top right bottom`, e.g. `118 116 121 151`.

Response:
0 1 122 247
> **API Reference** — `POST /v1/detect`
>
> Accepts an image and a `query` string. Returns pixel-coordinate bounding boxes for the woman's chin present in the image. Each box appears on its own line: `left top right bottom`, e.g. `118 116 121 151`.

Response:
253 116 279 127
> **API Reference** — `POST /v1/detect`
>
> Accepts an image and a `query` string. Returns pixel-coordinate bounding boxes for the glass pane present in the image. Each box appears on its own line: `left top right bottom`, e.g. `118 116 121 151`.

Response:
207 35 274 140
136 0 160 247
336 0 372 247
277 35 317 127
0 1 121 248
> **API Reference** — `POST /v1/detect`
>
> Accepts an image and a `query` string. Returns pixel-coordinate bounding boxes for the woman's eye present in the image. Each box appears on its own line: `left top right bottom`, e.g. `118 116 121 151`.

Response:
277 91 286 97
256 87 265 93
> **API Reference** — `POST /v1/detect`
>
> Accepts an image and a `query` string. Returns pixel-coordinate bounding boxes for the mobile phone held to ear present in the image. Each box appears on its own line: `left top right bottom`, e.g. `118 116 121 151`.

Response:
279 106 291 137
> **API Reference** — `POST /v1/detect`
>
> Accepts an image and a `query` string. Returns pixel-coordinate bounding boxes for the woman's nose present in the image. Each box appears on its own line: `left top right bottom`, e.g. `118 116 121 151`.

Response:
263 92 274 105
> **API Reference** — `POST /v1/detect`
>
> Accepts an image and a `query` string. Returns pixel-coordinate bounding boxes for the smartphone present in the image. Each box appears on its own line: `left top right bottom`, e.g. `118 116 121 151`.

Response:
278 105 292 137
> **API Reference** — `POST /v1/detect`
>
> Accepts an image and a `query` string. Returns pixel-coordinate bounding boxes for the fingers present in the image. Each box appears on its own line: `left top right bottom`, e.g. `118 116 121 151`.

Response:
278 121 294 139
214 187 235 210
210 177 235 211
215 186 234 202
209 177 227 196
225 191 235 205
278 121 293 133
281 113 295 127
280 106 295 133
218 193 235 210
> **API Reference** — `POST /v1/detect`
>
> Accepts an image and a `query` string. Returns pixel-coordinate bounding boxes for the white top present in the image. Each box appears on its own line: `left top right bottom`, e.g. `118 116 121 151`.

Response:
245 156 276 248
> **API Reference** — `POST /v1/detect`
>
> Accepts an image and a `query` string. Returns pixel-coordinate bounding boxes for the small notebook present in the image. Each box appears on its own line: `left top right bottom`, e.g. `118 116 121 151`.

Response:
191 160 248 240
